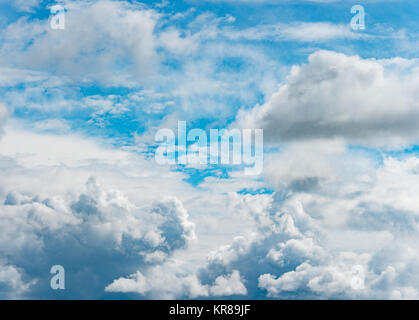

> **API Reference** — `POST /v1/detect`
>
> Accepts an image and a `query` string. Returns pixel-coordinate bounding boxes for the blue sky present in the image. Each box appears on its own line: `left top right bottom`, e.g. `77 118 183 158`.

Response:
0 0 419 300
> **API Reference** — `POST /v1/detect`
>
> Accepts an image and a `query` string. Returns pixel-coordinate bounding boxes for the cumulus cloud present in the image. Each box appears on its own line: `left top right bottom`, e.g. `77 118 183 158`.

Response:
105 265 209 299
0 170 197 298
0 123 222 299
237 50 419 148
193 152 419 299
105 266 247 299
260 240 419 300
209 270 247 296
259 252 371 298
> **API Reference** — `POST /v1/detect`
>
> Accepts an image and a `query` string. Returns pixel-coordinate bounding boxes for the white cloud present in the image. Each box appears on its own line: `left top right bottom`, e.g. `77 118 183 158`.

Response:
0 0 158 85
106 266 247 298
0 262 36 299
223 22 361 42
158 28 198 55
0 174 197 254
209 270 247 296
0 103 8 138
0 123 130 168
0 67 48 87
259 252 371 298
105 265 209 299
32 119 70 133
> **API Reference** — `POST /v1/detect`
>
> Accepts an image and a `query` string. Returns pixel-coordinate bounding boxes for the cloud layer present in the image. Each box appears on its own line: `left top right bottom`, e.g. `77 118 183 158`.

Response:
0 0 419 300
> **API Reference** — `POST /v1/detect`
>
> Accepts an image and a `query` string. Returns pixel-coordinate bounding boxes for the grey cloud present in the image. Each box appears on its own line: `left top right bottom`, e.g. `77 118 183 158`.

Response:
237 50 419 148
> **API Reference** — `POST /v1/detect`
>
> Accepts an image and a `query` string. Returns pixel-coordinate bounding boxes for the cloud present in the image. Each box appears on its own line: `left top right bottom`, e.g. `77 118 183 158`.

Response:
193 151 419 299
0 121 268 299
1 113 419 300
0 174 197 298
0 0 158 85
0 0 41 12
259 253 371 298
209 270 247 296
0 123 130 167
263 139 349 191
0 6 284 122
105 265 209 299
223 22 361 42
0 1 419 301
105 266 247 298
260 241 419 300
158 28 199 55
0 103 8 138
32 119 70 133
0 262 36 299
237 50 419 148
0 67 48 87
0 123 206 298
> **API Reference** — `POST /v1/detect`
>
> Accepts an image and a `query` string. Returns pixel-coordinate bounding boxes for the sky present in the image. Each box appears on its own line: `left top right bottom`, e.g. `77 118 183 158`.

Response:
0 0 419 299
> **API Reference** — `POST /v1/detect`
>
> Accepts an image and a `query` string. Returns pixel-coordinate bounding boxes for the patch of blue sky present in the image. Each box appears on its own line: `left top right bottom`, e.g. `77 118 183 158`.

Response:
383 145 419 160
176 166 230 186
237 187 273 195
0 1 52 24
